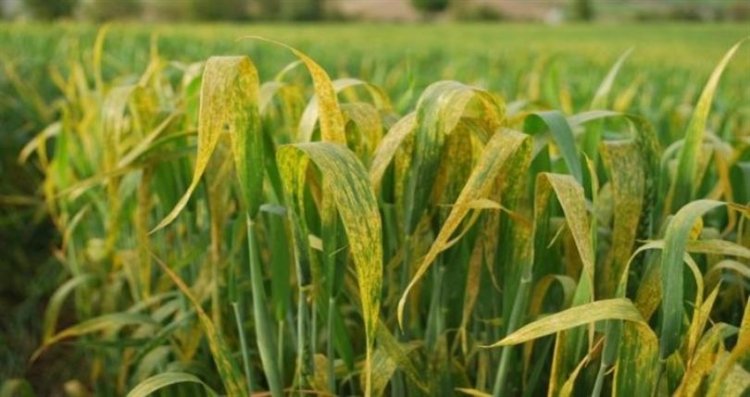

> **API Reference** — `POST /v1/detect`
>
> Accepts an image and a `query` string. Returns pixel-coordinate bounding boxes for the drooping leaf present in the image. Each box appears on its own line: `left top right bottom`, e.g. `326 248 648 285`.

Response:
152 55 263 231
486 298 645 347
32 312 157 362
42 274 96 342
370 112 416 191
245 36 347 144
126 372 218 397
276 142 382 396
298 77 390 143
398 129 530 327
403 80 504 235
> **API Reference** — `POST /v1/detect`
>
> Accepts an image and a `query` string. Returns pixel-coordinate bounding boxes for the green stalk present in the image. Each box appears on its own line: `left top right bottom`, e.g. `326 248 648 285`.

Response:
425 261 445 351
592 362 607 397
522 336 555 397
211 234 222 331
311 299 318 373
594 317 622 397
247 216 283 397
391 231 413 396
278 318 285 381
296 285 311 391
327 297 336 393
399 234 413 337
321 192 341 393
231 301 255 392
391 367 406 397
492 272 532 397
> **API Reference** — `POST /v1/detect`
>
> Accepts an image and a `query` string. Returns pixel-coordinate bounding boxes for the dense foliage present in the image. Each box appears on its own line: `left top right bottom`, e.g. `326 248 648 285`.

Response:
1 23 749 396
411 0 451 14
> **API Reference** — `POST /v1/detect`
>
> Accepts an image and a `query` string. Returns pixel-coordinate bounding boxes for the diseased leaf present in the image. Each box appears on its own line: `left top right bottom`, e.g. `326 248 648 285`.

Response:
600 140 644 298
706 298 750 397
559 339 602 397
522 274 576 377
245 36 346 144
455 388 491 397
370 112 416 191
398 129 529 327
298 77 390 143
152 55 262 231
614 321 660 397
403 80 504 235
707 260 750 285
534 172 596 309
486 298 645 347
370 323 426 396
678 287 723 396
277 142 382 396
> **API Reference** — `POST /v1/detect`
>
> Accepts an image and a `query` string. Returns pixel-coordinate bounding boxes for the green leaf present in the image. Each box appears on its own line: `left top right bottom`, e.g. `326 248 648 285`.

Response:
525 111 583 184
42 274 96 342
670 40 745 210
591 48 633 110
32 312 156 362
126 372 218 397
583 47 633 160
660 199 725 358
155 256 248 397
0 379 35 397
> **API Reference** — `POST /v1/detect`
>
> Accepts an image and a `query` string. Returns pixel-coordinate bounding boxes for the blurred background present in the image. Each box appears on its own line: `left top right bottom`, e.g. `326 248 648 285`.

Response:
2 0 749 23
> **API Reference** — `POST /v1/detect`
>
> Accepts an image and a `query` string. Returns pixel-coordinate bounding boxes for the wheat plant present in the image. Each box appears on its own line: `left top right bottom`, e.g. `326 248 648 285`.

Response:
8 27 750 396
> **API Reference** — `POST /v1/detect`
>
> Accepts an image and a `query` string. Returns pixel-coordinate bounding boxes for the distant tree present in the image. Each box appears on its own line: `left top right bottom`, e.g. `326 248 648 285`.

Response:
411 0 450 14
571 0 594 21
82 0 140 21
257 0 280 19
727 1 750 21
191 0 250 21
141 0 193 21
24 0 77 20
279 0 324 21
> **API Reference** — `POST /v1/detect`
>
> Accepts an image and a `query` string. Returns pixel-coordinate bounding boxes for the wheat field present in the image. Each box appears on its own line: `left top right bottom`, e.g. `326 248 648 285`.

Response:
2 23 749 396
